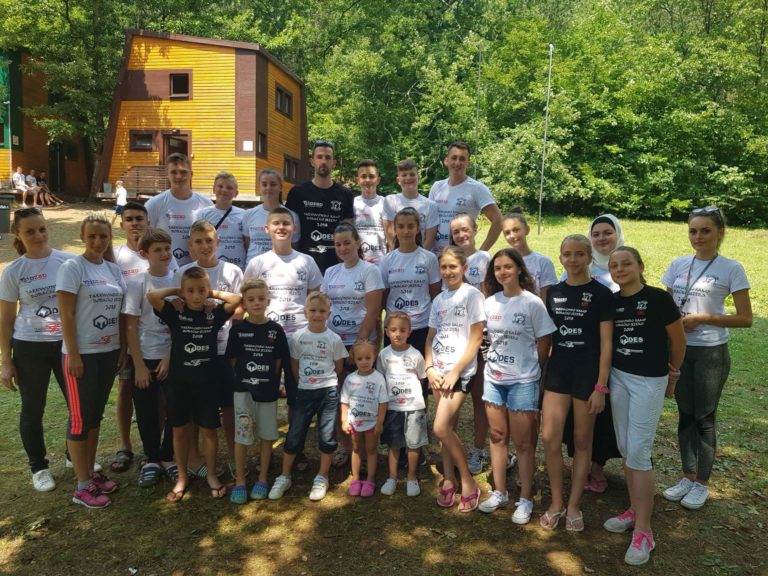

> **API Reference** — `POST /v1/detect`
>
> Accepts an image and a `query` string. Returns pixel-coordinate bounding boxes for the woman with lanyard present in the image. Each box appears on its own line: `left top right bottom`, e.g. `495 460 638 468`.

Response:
661 206 751 510
0 208 75 492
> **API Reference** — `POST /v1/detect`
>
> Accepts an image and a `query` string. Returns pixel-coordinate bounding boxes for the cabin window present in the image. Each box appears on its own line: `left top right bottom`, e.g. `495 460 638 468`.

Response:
284 156 299 183
170 74 190 99
276 85 293 118
130 132 155 152
0 123 5 146
257 132 267 157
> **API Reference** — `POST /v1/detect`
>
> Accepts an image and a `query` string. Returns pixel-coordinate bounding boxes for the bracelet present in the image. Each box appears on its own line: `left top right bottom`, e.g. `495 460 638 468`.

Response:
594 383 610 395
425 365 435 372
668 363 681 374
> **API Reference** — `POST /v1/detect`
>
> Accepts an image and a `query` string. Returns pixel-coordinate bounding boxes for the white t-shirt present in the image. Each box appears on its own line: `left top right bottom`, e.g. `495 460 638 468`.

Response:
195 205 247 270
428 283 486 378
465 250 490 291
175 260 243 354
382 193 439 233
484 290 556 385
56 256 126 354
321 260 384 345
115 186 128 207
25 175 38 188
144 190 213 266
0 249 75 342
241 205 301 264
379 247 440 330
13 172 27 190
122 269 174 359
662 255 750 346
428 177 496 254
376 345 427 411
289 327 348 390
523 251 557 296
354 195 387 263
340 369 389 432
244 250 323 334
115 244 178 285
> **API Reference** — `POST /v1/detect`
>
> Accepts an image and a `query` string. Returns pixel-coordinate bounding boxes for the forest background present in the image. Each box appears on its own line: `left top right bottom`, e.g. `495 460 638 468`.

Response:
1 0 767 225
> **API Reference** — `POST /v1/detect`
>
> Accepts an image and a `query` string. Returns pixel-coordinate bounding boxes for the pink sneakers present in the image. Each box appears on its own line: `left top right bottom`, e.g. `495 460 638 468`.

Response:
72 483 111 509
91 472 118 494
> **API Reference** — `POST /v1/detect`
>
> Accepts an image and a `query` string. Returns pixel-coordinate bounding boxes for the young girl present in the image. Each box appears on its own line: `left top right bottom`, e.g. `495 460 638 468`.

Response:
450 212 491 474
478 249 555 523
425 246 485 512
661 207 751 510
605 247 686 565
501 208 558 302
540 235 613 531
56 213 126 509
340 341 388 497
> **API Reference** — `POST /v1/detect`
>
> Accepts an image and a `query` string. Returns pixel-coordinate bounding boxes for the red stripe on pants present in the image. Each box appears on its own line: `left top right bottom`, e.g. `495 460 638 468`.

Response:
64 354 83 436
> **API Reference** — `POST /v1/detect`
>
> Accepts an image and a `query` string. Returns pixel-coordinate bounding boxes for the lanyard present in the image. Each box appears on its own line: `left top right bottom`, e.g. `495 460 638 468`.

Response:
679 255 717 311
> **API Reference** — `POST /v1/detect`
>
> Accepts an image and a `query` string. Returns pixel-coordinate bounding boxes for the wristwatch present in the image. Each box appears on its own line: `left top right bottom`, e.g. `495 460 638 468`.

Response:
594 383 610 395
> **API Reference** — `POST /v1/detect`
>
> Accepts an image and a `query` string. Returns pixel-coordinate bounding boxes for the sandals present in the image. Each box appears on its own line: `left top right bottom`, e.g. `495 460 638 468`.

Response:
137 463 163 488
164 464 180 483
459 487 481 513
230 485 247 504
110 449 134 473
566 511 585 532
250 481 269 500
165 486 187 503
209 483 228 499
584 474 608 493
188 463 208 478
332 448 350 468
539 508 567 530
436 484 457 508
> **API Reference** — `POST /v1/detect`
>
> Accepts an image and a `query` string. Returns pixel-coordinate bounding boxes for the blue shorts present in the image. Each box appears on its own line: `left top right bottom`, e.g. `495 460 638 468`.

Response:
380 409 429 450
115 204 124 215
483 379 539 412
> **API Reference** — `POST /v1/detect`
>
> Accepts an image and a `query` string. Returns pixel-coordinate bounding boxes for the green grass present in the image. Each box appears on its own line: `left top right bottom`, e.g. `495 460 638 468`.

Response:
0 213 766 576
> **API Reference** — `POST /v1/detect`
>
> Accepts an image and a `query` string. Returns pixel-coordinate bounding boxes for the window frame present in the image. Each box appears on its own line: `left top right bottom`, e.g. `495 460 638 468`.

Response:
275 84 293 118
129 130 156 152
169 73 191 100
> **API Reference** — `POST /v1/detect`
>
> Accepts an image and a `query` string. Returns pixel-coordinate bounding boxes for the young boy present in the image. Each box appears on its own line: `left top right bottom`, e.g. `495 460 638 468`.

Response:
268 292 348 501
382 159 439 251
376 311 429 497
147 268 241 502
122 229 176 487
195 171 248 270
226 279 290 503
111 180 128 225
353 160 387 264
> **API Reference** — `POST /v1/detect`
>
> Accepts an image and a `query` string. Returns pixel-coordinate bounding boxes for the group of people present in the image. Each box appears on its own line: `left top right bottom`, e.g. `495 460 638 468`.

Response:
0 142 752 567
11 166 65 208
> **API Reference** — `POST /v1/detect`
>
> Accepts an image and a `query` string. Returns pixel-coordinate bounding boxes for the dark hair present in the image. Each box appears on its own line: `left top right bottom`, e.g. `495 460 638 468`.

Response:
180 266 209 288
484 248 536 295
334 222 364 259
397 159 418 172
267 206 295 223
259 168 283 203
121 201 147 217
357 159 378 171
138 228 172 252
166 152 191 167
446 141 471 156
609 246 647 284
449 212 476 247
312 140 335 153
504 206 529 229
11 207 45 255
393 207 422 248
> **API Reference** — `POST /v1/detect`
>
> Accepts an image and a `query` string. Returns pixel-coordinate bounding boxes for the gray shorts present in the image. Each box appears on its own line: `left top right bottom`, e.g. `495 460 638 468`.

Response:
381 409 429 450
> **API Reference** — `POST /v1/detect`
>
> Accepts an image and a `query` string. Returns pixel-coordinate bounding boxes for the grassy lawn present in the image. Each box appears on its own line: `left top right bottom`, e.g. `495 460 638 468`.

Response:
0 205 766 575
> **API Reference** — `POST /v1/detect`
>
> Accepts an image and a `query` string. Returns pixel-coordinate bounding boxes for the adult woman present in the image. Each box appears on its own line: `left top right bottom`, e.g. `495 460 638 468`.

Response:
661 207 751 509
0 208 75 491
56 213 126 508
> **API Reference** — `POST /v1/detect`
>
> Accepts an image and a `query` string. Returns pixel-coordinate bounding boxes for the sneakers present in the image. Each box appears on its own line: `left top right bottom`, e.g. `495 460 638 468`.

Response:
511 498 534 525
309 475 329 501
624 530 656 566
507 452 517 469
380 477 397 496
468 447 487 474
681 482 709 510
32 469 56 492
478 489 509 513
268 475 292 500
406 479 421 497
603 508 636 533
91 472 118 494
72 483 111 509
66 458 103 473
662 477 694 502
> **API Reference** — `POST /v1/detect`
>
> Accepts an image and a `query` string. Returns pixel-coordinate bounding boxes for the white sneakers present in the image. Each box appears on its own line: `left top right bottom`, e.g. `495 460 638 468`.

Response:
662 477 694 501
624 531 656 566
511 498 534 525
663 477 709 509
309 475 329 501
479 490 509 513
406 479 420 497
66 458 103 473
380 477 397 496
268 475 292 500
32 469 56 492
603 508 636 533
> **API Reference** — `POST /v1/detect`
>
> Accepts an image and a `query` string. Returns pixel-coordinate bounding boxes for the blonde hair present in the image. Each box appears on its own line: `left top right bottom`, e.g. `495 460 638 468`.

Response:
214 170 238 188
115 180 124 187
560 234 592 255
241 278 269 296
189 219 217 236
385 311 411 329
81 212 115 262
305 291 331 308
352 340 377 358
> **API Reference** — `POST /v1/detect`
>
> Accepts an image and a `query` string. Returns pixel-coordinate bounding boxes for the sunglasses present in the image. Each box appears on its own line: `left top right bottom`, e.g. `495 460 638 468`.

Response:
14 207 42 217
691 206 721 217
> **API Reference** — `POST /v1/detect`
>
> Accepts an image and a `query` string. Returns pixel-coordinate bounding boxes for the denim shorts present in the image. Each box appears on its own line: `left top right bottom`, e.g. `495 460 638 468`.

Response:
283 387 339 455
380 409 429 450
483 379 539 412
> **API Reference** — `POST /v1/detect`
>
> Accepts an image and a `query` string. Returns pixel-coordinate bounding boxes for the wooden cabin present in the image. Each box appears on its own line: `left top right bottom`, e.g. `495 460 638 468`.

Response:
0 51 88 195
97 30 309 200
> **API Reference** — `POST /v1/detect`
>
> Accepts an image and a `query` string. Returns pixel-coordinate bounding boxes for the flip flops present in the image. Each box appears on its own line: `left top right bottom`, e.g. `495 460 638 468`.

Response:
436 485 457 508
165 486 187 503
209 483 228 499
566 511 585 532
539 508 567 530
459 487 481 513
110 449 134 473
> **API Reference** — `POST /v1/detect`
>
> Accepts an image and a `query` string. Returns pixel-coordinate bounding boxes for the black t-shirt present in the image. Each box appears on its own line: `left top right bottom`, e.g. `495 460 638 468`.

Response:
613 285 681 377
155 301 232 382
225 319 290 401
285 180 354 273
546 279 614 361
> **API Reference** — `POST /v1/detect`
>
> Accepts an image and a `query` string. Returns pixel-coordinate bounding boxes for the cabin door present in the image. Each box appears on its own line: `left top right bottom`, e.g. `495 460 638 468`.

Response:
162 134 189 162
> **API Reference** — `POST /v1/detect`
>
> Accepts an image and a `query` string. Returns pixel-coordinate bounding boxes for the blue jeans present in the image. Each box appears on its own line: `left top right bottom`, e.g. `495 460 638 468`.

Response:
284 387 339 455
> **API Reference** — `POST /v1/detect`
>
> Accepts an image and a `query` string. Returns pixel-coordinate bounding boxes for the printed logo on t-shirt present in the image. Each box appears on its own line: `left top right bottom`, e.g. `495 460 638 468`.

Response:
455 305 466 317
246 361 269 372
468 267 481 279
173 247 188 260
455 197 468 207
636 300 647 316
332 315 356 328
354 281 365 291
361 242 383 255
330 200 342 211
304 366 323 376
581 292 592 307
93 315 117 330
304 201 323 208
267 329 278 341
20 272 47 284
184 342 209 353
310 230 334 242
559 325 582 336
512 313 526 325
36 305 57 318
414 265 426 274
436 231 449 242
433 340 456 354
268 311 296 323
394 297 417 309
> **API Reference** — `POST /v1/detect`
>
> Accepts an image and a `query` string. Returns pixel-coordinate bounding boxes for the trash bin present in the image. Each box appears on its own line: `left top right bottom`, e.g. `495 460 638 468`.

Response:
0 196 11 234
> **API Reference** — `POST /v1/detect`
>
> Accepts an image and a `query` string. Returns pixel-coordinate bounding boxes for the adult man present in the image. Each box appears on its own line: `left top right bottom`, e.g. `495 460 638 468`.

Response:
13 166 37 208
285 141 354 273
145 152 213 266
428 141 502 254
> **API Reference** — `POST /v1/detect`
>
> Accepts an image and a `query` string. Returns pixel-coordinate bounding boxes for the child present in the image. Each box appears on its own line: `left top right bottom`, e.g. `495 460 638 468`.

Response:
425 246 485 512
226 279 290 504
478 248 555 523
269 292 348 501
242 169 300 264
111 180 128 225
382 160 439 251
147 268 241 502
377 312 429 497
353 160 387 263
340 341 388 497
502 208 558 302
122 228 176 487
196 171 247 270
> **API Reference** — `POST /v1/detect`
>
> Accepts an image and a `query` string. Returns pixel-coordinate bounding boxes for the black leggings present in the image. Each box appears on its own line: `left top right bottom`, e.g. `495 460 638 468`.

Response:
132 359 173 463
12 339 67 473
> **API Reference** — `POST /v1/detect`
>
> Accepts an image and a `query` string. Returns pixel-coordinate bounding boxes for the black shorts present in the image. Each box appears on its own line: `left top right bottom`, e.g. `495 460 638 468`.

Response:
63 350 120 440
163 376 221 429
543 356 598 402
214 356 235 409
